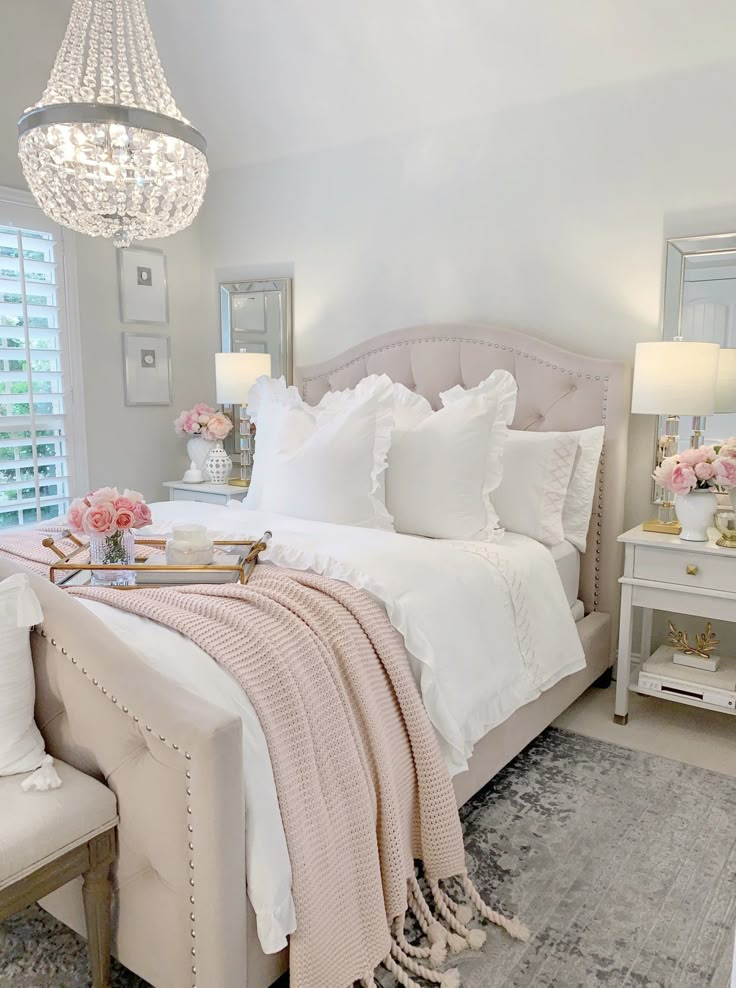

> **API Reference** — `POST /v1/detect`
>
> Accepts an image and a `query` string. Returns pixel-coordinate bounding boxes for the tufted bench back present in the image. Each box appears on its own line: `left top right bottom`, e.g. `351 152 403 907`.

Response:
297 323 631 622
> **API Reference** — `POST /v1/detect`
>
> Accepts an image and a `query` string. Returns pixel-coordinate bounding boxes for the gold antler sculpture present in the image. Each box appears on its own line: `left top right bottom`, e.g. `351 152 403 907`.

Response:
666 620 720 659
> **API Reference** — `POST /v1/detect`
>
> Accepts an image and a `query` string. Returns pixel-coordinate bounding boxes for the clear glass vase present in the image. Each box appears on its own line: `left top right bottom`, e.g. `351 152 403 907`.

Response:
88 530 136 587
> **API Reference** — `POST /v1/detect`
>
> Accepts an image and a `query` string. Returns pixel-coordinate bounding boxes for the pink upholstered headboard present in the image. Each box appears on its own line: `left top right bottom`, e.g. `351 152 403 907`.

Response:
295 323 631 623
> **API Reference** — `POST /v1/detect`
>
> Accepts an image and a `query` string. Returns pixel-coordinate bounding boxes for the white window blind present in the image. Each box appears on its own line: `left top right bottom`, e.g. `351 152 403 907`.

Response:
0 194 84 530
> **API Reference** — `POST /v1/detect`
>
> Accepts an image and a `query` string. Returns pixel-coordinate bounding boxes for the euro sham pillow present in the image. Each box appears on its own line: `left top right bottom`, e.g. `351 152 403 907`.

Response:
561 425 605 552
385 370 517 540
491 430 578 546
244 374 395 530
0 573 61 790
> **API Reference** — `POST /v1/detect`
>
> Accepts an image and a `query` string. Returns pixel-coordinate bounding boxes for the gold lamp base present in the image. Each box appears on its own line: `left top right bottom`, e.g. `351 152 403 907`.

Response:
642 519 682 535
228 478 250 488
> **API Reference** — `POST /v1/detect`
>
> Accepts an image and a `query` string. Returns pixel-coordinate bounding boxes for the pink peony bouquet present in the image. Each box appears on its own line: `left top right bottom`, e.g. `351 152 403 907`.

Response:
174 403 233 441
654 445 736 495
66 488 153 537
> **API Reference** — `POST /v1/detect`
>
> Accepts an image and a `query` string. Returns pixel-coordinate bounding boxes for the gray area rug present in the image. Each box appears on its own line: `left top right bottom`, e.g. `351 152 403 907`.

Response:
1 727 734 988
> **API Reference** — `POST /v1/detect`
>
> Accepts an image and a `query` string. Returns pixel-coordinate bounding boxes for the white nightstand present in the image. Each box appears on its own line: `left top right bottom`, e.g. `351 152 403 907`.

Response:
615 524 736 724
163 481 248 506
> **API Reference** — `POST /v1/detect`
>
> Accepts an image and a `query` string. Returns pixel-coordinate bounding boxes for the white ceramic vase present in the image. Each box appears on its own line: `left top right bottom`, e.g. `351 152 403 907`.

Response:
204 442 233 484
674 489 718 542
185 435 216 483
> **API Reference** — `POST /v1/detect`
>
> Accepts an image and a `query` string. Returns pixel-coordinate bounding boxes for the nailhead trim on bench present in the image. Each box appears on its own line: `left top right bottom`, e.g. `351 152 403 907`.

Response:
35 628 199 988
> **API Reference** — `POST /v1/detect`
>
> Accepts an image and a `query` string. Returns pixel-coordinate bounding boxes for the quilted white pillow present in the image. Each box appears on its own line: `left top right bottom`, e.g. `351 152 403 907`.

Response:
0 573 61 790
385 371 517 540
491 430 578 546
245 374 395 529
562 426 605 552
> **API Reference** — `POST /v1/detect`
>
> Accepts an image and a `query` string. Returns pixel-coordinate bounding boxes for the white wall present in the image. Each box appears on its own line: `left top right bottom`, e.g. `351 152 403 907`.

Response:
1 0 210 501
200 56 736 533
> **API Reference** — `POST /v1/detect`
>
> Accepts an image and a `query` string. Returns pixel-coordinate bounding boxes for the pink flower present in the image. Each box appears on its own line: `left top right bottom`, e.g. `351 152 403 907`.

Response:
88 486 119 504
122 489 144 504
719 438 736 459
679 446 712 467
653 456 678 491
203 412 232 441
669 464 697 495
714 456 736 488
66 498 88 534
115 508 135 530
114 496 137 514
83 504 117 536
694 461 716 481
132 501 152 528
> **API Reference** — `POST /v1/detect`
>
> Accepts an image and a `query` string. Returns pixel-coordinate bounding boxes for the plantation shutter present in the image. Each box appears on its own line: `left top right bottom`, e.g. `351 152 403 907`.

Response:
0 197 81 530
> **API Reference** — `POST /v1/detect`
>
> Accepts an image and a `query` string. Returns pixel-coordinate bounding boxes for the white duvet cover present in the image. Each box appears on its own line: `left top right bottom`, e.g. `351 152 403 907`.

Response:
76 500 585 954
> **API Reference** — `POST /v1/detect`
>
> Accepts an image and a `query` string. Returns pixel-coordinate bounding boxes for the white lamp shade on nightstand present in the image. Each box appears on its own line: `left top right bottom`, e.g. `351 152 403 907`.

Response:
631 341 719 415
215 352 272 405
715 348 736 413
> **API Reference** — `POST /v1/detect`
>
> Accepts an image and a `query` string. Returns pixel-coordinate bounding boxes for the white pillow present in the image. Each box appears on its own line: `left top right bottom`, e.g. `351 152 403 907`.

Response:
385 371 517 540
0 573 61 790
491 430 578 546
562 426 605 552
245 374 394 529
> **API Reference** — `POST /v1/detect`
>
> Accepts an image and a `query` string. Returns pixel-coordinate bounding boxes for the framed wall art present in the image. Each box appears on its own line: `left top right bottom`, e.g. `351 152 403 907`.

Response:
118 246 169 324
122 332 172 406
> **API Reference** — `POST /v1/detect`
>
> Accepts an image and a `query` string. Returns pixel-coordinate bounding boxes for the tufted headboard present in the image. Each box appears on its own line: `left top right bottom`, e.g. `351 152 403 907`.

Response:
296 323 631 625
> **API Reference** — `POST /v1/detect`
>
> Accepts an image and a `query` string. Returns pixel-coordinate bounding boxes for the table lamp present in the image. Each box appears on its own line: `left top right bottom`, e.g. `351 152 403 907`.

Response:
631 340 719 533
215 351 272 487
715 347 736 414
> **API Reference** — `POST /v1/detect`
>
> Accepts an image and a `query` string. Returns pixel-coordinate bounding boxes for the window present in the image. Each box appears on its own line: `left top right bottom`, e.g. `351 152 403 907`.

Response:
0 190 86 530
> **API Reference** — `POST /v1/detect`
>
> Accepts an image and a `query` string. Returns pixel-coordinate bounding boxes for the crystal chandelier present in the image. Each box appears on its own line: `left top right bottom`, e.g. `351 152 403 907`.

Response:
17 0 208 248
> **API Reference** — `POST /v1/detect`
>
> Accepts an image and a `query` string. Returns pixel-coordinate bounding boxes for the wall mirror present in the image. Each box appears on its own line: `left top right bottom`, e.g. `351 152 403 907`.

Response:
220 278 292 455
655 234 736 480
220 278 292 380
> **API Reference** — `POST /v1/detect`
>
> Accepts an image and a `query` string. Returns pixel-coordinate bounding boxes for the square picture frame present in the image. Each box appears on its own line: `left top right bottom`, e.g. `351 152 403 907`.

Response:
118 246 169 324
122 332 172 406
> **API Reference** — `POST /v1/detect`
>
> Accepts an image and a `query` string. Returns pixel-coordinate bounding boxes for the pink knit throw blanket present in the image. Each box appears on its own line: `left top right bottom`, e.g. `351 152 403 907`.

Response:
2 535 528 988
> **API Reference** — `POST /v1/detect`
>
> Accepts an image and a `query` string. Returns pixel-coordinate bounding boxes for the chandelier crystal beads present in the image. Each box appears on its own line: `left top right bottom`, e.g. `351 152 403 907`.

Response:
18 0 208 248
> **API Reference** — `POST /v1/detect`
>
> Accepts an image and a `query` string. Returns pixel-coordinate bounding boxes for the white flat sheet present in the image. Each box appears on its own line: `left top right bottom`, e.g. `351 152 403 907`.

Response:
548 540 580 610
76 501 585 954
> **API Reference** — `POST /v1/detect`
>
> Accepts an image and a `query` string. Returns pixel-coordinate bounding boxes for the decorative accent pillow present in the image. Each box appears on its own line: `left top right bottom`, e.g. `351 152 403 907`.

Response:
0 573 62 791
562 426 605 552
244 374 395 529
385 370 517 540
491 430 578 546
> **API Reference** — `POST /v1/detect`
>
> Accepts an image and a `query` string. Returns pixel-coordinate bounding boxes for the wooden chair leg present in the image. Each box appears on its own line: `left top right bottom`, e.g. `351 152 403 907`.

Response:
82 831 115 988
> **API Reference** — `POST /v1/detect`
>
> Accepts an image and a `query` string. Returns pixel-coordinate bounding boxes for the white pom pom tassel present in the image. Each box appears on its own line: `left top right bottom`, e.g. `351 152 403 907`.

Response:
21 754 62 792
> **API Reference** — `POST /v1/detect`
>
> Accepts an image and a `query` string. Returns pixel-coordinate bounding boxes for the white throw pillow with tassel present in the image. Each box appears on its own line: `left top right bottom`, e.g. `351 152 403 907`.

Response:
0 573 62 791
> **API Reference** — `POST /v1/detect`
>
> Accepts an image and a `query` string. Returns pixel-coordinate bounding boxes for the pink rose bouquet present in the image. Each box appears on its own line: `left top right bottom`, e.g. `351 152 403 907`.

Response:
174 403 233 440
654 445 736 493
66 487 152 537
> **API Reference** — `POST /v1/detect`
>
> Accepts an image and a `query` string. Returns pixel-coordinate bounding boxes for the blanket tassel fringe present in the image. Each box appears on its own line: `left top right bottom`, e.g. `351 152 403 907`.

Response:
375 872 530 988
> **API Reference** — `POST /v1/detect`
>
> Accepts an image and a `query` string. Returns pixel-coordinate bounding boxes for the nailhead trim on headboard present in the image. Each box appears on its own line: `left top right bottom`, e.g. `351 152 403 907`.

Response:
301 336 610 612
35 627 199 988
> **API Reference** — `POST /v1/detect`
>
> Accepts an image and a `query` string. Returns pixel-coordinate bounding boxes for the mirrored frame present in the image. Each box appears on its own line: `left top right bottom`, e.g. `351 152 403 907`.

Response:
653 233 736 500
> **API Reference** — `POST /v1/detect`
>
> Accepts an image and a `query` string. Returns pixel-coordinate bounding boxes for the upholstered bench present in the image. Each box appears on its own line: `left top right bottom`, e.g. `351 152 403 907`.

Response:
0 760 119 988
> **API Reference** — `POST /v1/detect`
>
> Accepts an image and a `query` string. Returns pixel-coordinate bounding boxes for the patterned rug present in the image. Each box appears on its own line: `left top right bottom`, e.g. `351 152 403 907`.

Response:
1 728 734 988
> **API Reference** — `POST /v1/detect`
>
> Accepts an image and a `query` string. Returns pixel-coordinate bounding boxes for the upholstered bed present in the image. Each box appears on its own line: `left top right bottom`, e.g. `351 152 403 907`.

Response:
0 323 630 988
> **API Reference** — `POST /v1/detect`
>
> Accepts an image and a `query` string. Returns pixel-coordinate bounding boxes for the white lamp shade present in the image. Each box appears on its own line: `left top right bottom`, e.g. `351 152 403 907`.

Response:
715 348 736 413
215 352 272 404
630 341 719 415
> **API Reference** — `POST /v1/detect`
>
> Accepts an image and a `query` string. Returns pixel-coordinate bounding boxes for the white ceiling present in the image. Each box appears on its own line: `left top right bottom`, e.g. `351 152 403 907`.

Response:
31 1 736 172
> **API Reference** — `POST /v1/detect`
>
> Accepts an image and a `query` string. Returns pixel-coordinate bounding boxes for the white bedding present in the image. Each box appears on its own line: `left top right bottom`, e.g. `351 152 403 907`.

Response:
548 539 581 611
76 500 585 954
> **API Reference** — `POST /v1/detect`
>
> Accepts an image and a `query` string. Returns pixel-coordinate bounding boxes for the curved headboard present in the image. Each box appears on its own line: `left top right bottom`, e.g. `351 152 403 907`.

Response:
296 323 631 624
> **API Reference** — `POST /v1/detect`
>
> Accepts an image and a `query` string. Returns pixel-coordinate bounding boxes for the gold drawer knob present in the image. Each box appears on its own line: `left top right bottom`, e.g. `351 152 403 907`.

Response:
686 564 699 576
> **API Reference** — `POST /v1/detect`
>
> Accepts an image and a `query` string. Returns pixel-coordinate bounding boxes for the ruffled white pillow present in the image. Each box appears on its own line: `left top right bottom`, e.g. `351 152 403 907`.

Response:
385 371 517 540
245 374 395 530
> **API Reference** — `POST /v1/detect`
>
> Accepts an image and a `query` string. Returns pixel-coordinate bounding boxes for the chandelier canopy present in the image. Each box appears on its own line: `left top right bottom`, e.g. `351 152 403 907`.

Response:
18 0 208 248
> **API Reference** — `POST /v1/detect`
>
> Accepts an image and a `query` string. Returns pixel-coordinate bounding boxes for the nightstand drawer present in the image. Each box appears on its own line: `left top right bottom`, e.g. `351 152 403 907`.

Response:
633 546 736 593
172 488 228 505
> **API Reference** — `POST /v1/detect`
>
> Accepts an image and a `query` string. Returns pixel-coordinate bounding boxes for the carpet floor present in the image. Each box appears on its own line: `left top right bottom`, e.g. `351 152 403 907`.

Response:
1 727 734 988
